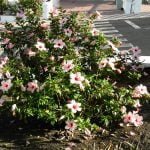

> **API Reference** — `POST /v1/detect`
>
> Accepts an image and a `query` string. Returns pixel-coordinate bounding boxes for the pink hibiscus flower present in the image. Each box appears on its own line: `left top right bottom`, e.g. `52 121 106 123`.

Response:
91 28 99 36
64 28 72 37
98 59 108 69
130 47 141 55
40 22 49 30
24 48 36 57
35 41 47 51
65 120 77 131
132 84 149 98
0 79 12 92
50 8 59 17
135 84 148 95
70 72 85 85
123 112 135 124
27 80 39 93
123 111 143 127
53 39 65 49
59 18 68 25
3 38 10 44
62 60 74 72
7 43 14 49
16 11 25 18
0 56 9 67
107 58 116 70
67 100 82 113
133 114 143 127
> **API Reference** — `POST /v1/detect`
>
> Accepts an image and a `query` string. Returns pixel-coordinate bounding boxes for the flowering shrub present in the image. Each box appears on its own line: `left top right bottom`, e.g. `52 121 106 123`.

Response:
18 0 43 16
0 0 43 15
0 8 149 131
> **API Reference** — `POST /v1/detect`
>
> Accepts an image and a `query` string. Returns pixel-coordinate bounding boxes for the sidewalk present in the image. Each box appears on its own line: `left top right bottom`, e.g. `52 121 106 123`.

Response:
60 0 150 16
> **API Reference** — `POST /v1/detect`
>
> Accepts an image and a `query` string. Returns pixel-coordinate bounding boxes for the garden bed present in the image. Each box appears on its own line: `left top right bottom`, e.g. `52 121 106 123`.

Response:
0 104 149 149
0 70 149 150
0 3 150 149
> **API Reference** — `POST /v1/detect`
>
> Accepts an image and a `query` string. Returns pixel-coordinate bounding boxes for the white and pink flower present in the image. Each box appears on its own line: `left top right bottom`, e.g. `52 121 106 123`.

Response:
0 79 12 92
91 28 99 36
123 111 143 127
108 59 116 70
135 84 148 95
123 111 135 124
35 41 47 51
133 114 143 127
64 28 72 37
70 72 85 85
7 43 14 49
16 11 25 18
130 47 141 55
65 120 77 131
50 8 59 17
0 56 9 68
62 60 74 72
3 38 10 44
54 39 65 49
26 80 39 93
24 48 36 57
132 84 149 98
67 100 82 113
40 22 49 30
59 18 68 26
130 47 141 61
98 59 108 69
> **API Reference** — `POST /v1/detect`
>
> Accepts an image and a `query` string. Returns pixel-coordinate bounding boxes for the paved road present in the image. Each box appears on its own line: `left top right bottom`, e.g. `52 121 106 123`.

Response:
110 17 150 56
94 15 150 67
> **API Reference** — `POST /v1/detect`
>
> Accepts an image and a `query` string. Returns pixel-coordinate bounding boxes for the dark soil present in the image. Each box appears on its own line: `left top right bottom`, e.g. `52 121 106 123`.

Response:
0 109 150 150
0 69 150 150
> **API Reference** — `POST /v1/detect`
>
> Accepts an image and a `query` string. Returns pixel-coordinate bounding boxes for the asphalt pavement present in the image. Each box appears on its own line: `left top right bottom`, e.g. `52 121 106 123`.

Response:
110 17 150 56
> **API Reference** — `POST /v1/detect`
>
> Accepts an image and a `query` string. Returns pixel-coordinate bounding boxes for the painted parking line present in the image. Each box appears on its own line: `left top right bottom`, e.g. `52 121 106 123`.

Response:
94 21 110 25
94 24 112 27
105 34 123 38
101 12 150 21
96 27 115 30
119 43 133 48
119 38 128 42
125 20 141 29
102 30 119 34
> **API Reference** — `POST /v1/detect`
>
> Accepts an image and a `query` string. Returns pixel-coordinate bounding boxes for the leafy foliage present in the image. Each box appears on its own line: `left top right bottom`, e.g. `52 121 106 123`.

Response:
0 7 149 131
